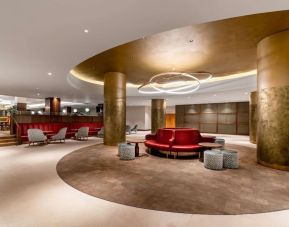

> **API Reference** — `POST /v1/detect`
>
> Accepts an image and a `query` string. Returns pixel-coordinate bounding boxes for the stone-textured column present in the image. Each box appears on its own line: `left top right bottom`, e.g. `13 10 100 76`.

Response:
45 97 61 115
257 30 289 171
104 72 126 145
16 103 27 112
151 99 166 133
249 91 257 144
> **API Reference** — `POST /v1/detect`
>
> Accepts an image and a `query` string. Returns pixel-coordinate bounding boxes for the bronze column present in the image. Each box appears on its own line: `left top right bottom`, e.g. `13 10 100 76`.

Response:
45 97 61 115
257 30 289 171
151 99 166 133
249 91 257 144
104 72 126 145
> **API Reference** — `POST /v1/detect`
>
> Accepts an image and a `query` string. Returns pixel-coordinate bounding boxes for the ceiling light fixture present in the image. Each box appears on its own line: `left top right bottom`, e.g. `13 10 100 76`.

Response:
84 29 89 33
138 72 212 95
48 72 53 76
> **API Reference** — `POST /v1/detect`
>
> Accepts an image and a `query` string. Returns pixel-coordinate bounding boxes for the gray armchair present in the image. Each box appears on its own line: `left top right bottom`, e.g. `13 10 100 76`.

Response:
27 129 47 146
75 127 89 140
126 125 131 134
97 127 104 138
50 127 67 143
131 124 138 134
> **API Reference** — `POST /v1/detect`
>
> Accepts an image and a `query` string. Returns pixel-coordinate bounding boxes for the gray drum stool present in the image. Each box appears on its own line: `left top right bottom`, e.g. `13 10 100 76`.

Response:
222 150 239 169
204 150 223 170
118 142 127 156
119 144 135 160
215 138 225 150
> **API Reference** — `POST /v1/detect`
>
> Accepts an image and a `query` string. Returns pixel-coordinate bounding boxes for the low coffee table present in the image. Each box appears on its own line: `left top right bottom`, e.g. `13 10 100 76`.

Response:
198 142 222 162
126 139 145 157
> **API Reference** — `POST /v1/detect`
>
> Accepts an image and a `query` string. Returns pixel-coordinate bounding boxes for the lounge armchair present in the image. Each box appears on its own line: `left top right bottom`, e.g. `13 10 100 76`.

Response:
75 127 89 140
131 124 138 134
97 127 104 138
50 127 67 143
27 129 47 146
126 125 131 134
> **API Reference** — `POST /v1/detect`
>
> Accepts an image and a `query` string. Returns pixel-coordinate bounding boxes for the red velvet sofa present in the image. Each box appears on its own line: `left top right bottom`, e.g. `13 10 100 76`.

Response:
17 122 102 142
145 128 215 157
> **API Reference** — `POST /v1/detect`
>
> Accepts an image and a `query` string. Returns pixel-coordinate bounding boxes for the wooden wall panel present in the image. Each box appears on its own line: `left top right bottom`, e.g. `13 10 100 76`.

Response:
176 102 249 135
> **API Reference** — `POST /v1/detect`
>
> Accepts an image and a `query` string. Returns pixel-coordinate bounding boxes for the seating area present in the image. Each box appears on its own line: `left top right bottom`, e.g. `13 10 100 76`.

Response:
17 122 102 143
1 3 289 227
145 128 215 158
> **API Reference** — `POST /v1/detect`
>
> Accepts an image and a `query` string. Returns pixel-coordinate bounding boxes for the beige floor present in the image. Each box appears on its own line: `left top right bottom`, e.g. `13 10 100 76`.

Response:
0 134 289 227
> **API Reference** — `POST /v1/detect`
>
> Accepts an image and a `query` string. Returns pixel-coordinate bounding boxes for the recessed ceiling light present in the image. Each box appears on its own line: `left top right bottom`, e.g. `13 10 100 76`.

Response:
84 29 89 33
48 72 53 76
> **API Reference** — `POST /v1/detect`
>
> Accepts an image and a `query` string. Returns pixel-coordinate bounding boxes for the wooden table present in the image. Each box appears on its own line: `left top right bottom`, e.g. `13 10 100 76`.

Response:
126 139 145 157
198 142 222 162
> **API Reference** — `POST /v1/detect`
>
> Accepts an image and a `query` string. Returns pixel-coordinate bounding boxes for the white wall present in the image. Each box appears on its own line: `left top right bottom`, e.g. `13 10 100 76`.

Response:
166 106 175 114
126 106 149 130
144 106 151 130
126 105 175 130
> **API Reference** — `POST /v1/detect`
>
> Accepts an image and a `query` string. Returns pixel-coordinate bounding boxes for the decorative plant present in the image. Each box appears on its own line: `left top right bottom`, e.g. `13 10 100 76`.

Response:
6 105 18 115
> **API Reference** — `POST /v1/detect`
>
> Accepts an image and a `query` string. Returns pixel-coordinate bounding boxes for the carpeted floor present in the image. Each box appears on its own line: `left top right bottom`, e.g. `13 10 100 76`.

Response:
56 143 289 215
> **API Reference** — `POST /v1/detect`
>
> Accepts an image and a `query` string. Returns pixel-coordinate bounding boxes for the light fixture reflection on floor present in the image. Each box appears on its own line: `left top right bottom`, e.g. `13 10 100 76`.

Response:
138 72 212 94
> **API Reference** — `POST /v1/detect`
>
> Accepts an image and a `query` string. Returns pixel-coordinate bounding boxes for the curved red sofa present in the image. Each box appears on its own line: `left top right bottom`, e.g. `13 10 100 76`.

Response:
145 128 215 157
17 122 102 142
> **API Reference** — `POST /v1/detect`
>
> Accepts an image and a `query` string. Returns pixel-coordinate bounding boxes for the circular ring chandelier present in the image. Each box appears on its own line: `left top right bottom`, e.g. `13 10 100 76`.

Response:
138 72 212 94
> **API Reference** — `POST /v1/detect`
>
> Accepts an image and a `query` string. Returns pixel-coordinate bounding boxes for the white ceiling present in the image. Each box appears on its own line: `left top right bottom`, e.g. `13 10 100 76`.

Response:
0 1 288 105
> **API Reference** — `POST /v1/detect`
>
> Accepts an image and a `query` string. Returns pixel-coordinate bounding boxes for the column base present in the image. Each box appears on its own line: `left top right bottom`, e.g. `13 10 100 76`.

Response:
258 159 289 171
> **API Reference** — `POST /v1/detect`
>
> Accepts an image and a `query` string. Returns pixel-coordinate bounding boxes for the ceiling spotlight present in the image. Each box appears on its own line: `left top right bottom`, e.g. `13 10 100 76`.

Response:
84 29 89 33
48 72 53 76
62 109 67 113
73 108 77 113
85 108 90 112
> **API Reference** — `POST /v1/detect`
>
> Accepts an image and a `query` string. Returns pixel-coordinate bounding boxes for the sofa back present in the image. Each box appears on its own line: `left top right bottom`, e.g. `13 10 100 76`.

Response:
156 129 174 144
18 122 102 136
174 129 201 145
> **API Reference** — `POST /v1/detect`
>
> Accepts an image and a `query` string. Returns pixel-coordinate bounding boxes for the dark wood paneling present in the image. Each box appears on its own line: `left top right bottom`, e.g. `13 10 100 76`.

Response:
176 102 249 135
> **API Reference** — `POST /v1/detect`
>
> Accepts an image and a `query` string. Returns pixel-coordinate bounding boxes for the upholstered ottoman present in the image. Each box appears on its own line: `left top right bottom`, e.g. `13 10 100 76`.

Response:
118 142 127 156
215 138 225 150
119 144 135 160
222 150 239 169
204 150 223 170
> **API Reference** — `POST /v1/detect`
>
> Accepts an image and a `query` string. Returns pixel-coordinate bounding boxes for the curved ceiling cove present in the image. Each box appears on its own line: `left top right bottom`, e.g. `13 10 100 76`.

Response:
71 10 289 86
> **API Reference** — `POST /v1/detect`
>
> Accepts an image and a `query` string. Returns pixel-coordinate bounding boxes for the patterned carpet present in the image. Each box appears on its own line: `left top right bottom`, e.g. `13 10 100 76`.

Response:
56 143 289 215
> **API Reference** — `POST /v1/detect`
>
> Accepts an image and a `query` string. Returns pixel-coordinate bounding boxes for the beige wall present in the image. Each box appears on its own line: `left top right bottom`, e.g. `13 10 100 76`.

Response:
126 106 175 130
126 106 151 130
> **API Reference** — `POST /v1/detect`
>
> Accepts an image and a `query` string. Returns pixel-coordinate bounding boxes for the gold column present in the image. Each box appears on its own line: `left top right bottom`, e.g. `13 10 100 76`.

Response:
249 91 257 144
104 72 126 145
257 30 289 171
151 99 166 133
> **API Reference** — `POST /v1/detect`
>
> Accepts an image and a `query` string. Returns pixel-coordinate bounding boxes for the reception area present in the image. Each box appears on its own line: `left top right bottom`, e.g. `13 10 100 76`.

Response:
0 2 289 227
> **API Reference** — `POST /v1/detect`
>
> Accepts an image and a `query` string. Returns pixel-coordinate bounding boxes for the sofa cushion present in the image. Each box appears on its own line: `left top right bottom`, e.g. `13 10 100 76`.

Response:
171 144 201 152
145 140 170 150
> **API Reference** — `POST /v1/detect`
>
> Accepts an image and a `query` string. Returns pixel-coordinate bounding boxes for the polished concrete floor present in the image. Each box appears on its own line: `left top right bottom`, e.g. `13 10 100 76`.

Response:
1 134 289 227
